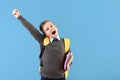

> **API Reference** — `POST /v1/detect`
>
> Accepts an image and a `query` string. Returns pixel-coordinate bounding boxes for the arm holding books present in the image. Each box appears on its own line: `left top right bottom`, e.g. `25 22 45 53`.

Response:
64 51 74 71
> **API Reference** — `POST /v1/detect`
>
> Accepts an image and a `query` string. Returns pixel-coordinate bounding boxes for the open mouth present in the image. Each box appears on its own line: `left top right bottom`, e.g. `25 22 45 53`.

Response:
52 31 56 35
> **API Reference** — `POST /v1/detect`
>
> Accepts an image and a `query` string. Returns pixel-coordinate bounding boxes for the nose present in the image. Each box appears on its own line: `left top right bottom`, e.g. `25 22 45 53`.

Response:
50 27 54 31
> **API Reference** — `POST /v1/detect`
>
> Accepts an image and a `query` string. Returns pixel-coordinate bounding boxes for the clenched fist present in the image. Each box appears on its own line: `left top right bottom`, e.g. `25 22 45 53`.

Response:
12 9 21 18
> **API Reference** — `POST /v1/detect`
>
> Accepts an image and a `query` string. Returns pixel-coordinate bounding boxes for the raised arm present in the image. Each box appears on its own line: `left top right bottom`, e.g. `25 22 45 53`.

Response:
12 9 44 43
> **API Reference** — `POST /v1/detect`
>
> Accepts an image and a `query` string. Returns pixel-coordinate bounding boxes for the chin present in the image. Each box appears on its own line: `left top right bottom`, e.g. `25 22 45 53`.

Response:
52 35 58 38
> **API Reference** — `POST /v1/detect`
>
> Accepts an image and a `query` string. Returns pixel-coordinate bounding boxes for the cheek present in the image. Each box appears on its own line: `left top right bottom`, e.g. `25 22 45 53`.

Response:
45 31 50 36
55 28 58 32
54 26 57 30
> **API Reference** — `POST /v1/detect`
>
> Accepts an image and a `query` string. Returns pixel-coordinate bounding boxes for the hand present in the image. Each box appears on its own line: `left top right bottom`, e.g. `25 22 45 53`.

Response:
65 52 74 71
12 9 21 18
66 64 70 71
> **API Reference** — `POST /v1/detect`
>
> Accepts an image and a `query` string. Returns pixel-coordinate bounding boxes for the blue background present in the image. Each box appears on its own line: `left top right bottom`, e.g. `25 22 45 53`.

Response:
0 0 120 80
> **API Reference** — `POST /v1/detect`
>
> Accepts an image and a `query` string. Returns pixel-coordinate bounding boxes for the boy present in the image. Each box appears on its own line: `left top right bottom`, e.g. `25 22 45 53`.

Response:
12 9 73 80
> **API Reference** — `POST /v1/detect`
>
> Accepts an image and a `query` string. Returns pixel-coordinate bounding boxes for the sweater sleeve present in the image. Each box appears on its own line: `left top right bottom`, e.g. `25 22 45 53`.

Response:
17 15 44 44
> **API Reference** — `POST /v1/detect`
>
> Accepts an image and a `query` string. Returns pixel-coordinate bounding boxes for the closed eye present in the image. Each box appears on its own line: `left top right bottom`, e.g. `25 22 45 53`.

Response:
46 27 49 31
50 25 53 27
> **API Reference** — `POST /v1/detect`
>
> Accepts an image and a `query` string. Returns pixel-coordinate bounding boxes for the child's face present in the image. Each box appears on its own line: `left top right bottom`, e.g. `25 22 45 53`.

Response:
42 22 58 38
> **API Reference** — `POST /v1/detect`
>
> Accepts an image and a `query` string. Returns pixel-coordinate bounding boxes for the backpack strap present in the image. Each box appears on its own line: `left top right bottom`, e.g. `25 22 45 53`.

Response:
43 37 50 46
64 38 70 53
39 37 50 66
63 38 70 78
39 37 49 59
39 37 50 59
